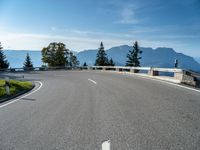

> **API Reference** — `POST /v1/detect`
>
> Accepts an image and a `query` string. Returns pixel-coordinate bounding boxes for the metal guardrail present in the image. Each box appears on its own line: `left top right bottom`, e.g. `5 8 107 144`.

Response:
90 66 200 86
0 65 196 74
0 66 81 72
90 66 183 73
0 65 199 86
188 71 200 78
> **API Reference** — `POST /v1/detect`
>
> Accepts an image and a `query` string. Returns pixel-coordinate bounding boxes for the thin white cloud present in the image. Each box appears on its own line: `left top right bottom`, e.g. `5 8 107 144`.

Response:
69 29 106 36
129 27 162 34
0 31 183 50
0 32 131 51
114 2 140 25
118 7 139 24
0 28 199 56
50 27 57 31
69 29 132 38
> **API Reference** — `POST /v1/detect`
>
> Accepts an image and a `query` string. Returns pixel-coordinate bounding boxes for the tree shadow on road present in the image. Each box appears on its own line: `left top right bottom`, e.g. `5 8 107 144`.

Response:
21 98 36 101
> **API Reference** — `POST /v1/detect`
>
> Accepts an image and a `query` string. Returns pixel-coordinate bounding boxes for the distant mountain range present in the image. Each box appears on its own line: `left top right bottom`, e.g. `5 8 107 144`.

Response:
77 45 200 72
4 50 42 68
195 57 200 64
3 45 200 72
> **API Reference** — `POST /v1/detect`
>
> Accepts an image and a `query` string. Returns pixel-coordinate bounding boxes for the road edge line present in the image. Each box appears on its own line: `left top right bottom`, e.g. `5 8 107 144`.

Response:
0 81 43 108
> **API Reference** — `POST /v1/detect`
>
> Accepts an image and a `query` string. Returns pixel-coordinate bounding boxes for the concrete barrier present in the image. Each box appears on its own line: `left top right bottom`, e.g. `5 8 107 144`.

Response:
174 70 197 86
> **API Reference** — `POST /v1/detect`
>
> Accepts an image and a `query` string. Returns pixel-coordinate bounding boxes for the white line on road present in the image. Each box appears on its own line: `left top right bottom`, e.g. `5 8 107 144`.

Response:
88 78 97 84
106 71 200 93
102 140 110 150
0 81 43 108
136 75 200 93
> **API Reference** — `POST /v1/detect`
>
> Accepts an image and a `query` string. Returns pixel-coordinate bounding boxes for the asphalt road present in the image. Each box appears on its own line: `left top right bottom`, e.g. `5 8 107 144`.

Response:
0 70 200 150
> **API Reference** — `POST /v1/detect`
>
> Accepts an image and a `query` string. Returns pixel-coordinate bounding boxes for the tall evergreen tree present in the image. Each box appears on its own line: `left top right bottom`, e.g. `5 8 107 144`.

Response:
126 41 142 67
0 42 9 69
23 53 33 70
109 58 115 66
83 62 87 66
95 42 109 66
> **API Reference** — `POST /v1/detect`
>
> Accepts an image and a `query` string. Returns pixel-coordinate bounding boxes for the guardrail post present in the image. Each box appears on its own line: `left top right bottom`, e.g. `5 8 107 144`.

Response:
115 68 120 72
5 77 10 95
102 67 106 71
130 69 139 73
148 68 159 76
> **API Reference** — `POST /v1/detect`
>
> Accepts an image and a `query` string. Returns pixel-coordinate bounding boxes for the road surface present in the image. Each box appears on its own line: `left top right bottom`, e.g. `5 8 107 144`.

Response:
0 71 200 150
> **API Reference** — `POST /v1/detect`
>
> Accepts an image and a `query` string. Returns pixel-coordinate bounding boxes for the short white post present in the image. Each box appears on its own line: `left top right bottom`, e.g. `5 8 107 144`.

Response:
5 77 10 95
116 68 120 72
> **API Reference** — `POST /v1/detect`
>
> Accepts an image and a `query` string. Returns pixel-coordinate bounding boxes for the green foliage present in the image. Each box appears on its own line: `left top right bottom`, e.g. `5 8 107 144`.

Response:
41 42 69 67
95 42 109 66
126 41 142 67
109 58 115 66
0 42 9 69
23 53 34 70
83 62 87 66
0 79 33 98
68 52 79 67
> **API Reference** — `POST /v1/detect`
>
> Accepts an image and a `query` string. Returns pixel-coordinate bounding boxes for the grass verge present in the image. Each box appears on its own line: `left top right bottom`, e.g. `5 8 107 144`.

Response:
0 79 33 99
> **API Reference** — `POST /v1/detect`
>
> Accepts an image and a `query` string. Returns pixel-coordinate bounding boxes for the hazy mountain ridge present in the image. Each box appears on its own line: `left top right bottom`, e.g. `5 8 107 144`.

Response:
77 45 200 71
195 57 200 64
4 50 42 68
3 45 200 72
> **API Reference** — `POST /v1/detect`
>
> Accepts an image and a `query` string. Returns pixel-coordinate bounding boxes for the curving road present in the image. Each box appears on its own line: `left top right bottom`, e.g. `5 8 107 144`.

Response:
0 71 200 150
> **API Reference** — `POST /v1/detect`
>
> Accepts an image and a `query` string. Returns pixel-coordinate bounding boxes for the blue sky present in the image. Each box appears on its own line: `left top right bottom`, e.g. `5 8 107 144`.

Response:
0 0 200 56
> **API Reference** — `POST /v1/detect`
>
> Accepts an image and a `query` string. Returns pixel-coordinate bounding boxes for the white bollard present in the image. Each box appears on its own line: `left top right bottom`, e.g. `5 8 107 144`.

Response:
102 140 110 150
5 77 10 95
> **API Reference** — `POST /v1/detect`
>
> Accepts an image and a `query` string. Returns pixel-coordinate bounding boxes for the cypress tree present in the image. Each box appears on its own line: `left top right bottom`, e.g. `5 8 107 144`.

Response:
0 42 9 69
95 42 109 66
23 53 33 70
83 62 87 66
126 41 142 67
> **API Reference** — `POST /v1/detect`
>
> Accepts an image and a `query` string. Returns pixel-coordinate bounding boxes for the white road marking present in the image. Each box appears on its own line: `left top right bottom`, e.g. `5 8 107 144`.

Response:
88 78 97 84
0 81 43 108
102 140 110 150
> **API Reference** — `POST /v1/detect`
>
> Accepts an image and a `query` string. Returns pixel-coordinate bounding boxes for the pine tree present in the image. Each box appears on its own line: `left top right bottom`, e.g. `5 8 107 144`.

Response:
109 58 115 66
126 41 142 67
95 42 109 66
23 53 33 70
0 42 9 69
83 62 87 66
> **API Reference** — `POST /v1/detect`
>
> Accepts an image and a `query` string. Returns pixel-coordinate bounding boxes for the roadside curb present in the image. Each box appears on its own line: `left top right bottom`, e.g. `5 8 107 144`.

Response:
0 82 35 104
